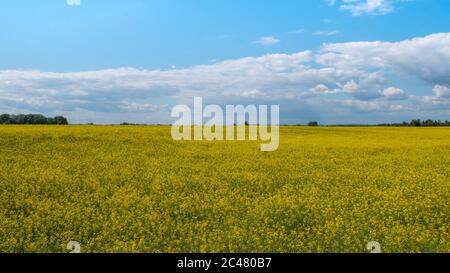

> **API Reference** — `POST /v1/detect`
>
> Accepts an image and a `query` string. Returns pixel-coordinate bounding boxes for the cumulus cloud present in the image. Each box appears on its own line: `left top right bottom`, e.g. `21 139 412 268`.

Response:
0 33 449 124
382 87 408 100
317 33 450 85
433 85 450 98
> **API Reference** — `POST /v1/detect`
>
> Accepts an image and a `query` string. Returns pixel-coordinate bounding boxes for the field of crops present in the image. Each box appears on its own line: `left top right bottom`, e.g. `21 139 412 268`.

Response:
0 125 448 253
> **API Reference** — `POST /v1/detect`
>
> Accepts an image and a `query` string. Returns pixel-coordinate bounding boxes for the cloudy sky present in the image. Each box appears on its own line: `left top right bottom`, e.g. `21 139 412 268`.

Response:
0 0 449 124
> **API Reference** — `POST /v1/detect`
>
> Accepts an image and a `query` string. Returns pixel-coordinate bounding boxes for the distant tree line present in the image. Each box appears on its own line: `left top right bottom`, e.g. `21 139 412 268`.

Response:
379 119 450 127
120 122 139 126
294 120 450 127
0 114 68 125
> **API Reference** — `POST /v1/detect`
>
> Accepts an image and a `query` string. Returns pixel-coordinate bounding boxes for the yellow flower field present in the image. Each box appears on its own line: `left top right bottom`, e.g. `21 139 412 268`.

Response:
0 125 448 253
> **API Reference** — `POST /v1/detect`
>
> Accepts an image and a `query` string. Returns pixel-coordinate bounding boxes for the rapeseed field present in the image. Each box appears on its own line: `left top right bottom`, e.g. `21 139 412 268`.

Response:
0 126 448 253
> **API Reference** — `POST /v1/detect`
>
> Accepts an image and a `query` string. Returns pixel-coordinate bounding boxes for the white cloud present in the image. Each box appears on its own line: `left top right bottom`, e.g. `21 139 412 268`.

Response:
389 104 404 111
315 30 341 36
309 84 331 94
66 0 81 6
327 0 413 16
317 33 450 85
253 36 280 46
119 102 168 112
1 33 449 124
382 87 408 100
340 99 383 111
341 0 395 16
433 85 450 98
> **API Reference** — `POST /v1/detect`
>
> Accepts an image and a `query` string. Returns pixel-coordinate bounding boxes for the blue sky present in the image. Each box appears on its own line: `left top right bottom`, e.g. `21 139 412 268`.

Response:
0 0 449 124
